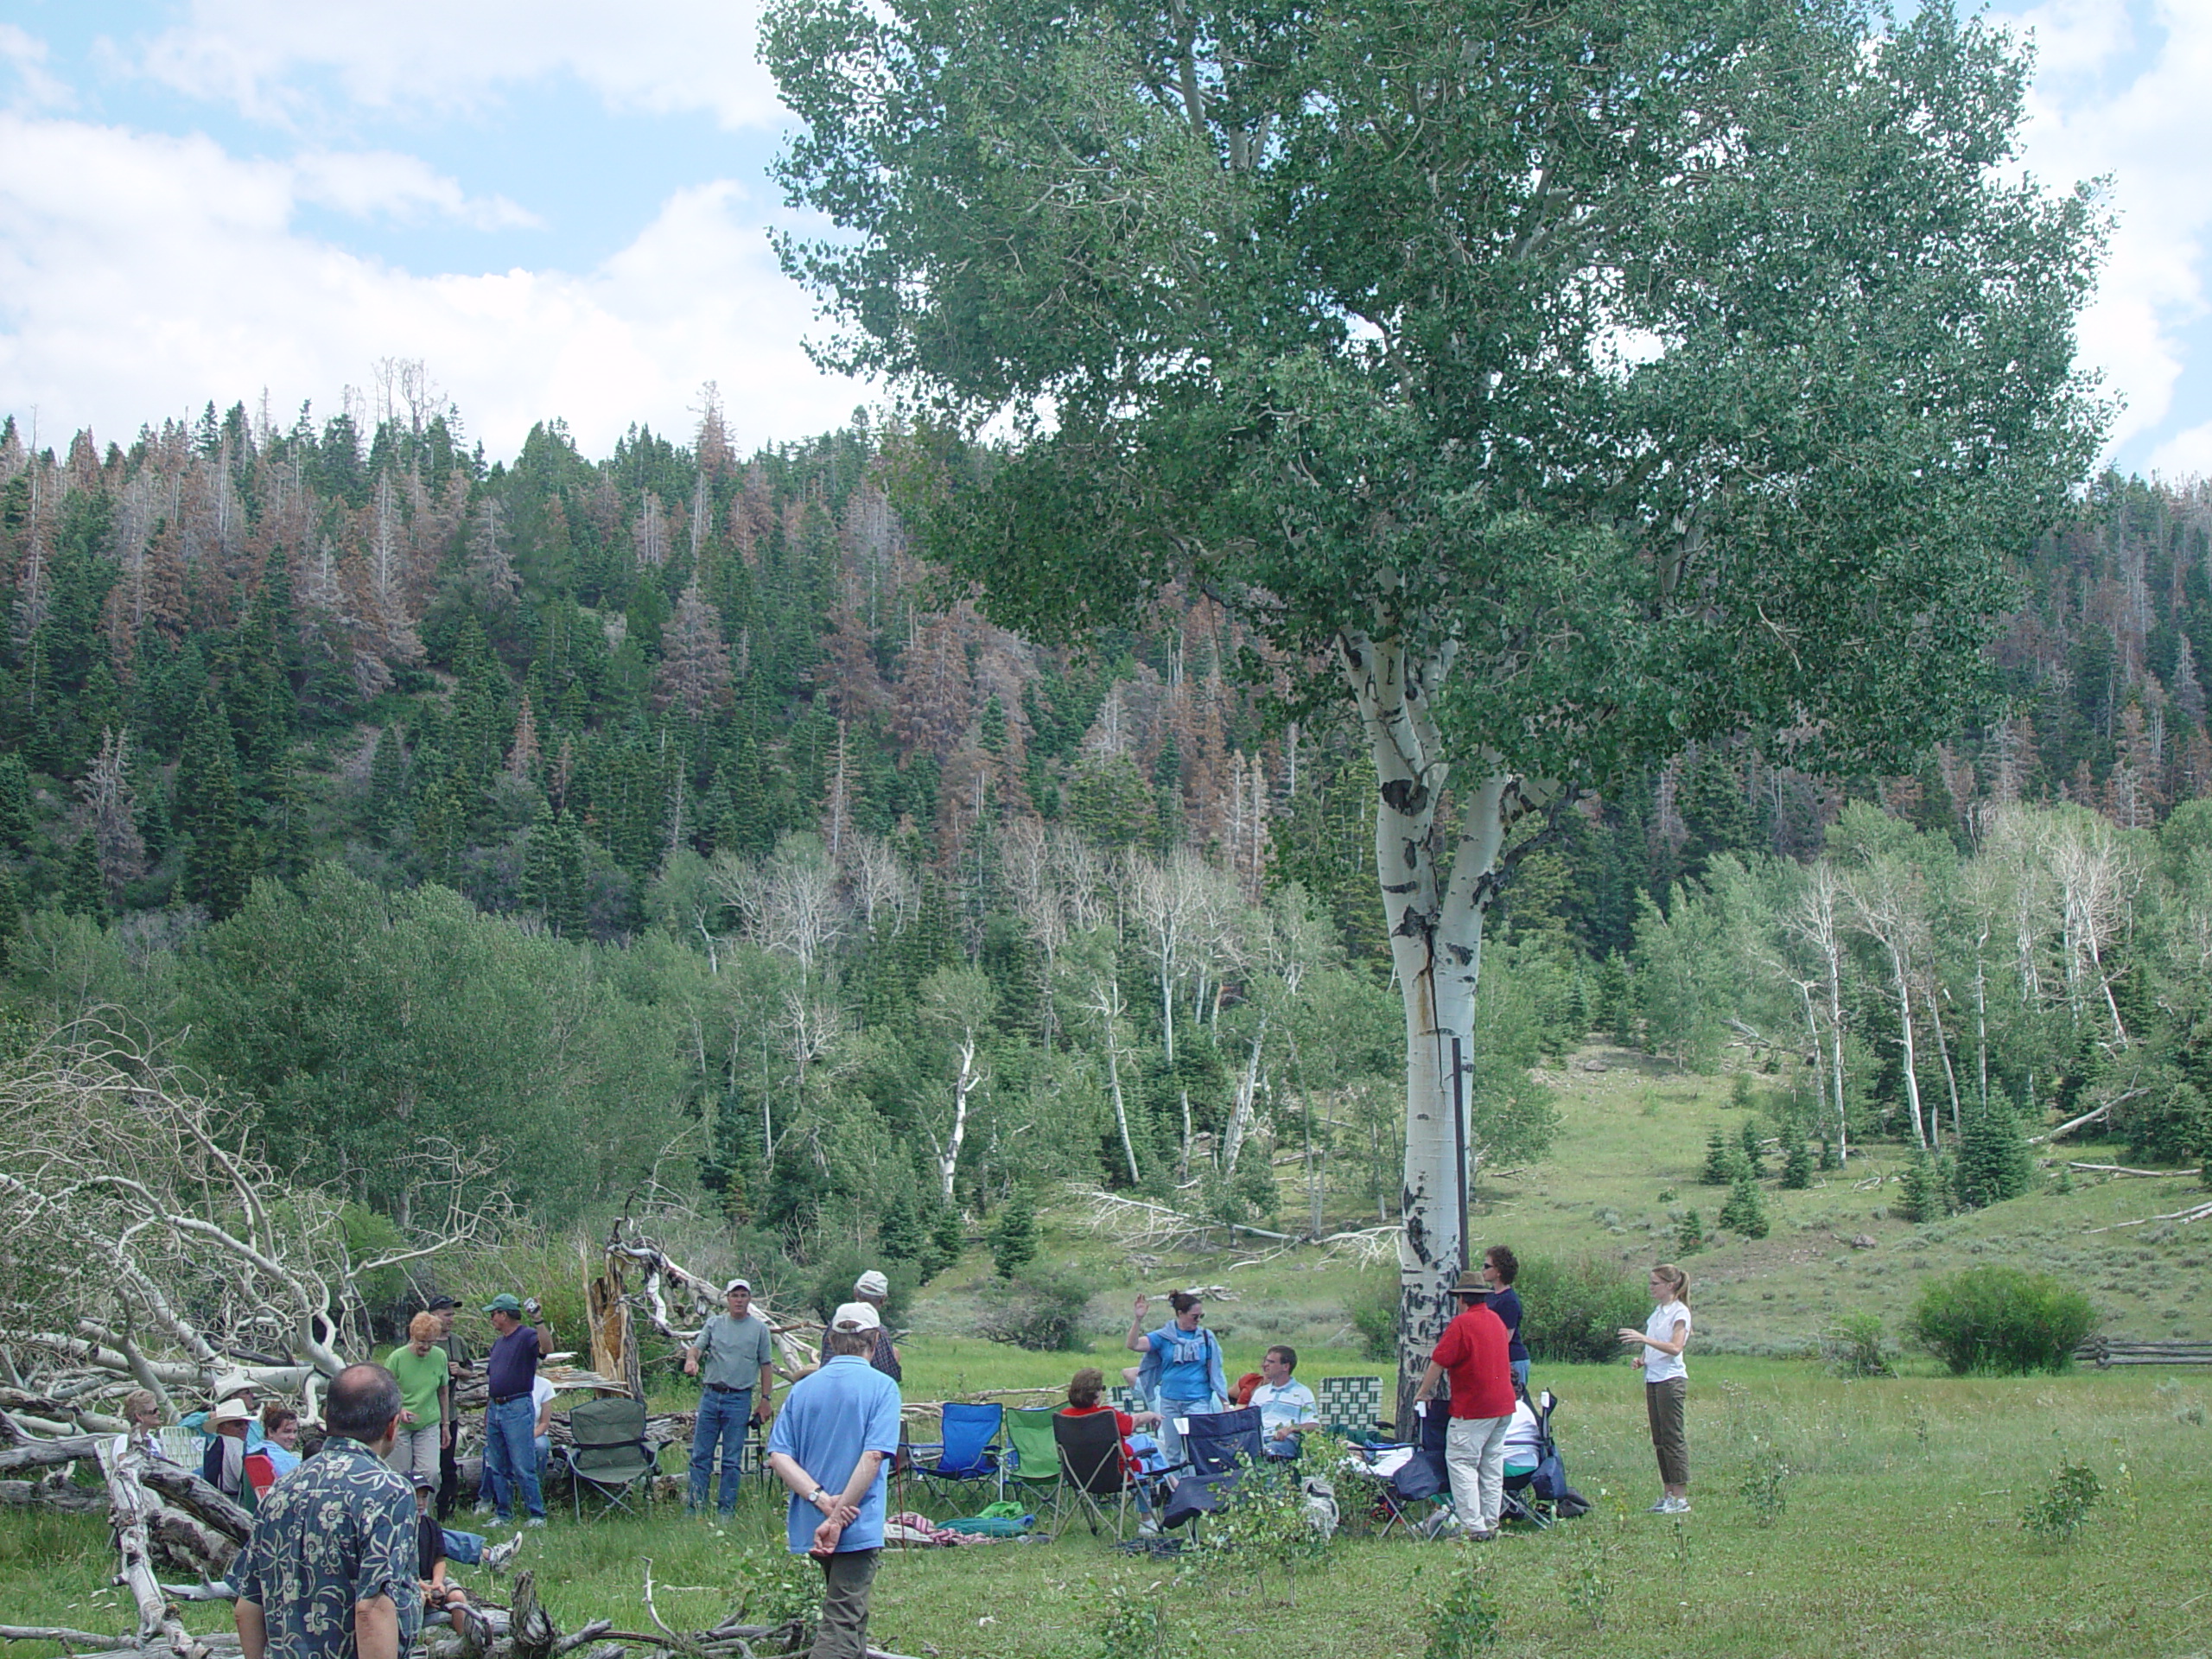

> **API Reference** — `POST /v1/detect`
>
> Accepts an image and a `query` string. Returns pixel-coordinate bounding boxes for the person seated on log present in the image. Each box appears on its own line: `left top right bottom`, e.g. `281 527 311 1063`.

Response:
413 1474 469 1636
1248 1346 1321 1459
202 1396 255 1499
182 1375 266 1451
1060 1367 1165 1533
261 1406 302 1479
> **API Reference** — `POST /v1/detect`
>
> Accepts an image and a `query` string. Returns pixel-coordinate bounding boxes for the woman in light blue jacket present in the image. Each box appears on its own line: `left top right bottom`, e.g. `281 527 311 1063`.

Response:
1128 1291 1228 1468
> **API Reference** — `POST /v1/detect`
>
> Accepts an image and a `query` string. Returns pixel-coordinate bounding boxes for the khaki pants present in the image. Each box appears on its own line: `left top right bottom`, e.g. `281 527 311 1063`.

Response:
1645 1377 1688 1488
810 1548 880 1659
388 1423 441 1487
1444 1414 1511 1533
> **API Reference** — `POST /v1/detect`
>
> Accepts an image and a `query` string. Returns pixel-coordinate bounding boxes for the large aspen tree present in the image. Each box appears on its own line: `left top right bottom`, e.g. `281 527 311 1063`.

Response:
763 0 2105 1410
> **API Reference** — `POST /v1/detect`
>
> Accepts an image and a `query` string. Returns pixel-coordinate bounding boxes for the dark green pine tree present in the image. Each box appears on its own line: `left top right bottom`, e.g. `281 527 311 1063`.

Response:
413 773 469 887
1675 1208 1705 1255
1954 1096 2035 1209
519 812 591 936
1738 1117 1765 1175
0 866 21 969
1780 1140 1813 1190
927 1199 965 1276
1701 1128 1736 1185
60 834 106 920
1718 1170 1769 1239
1897 1148 1945 1224
986 1184 1038 1279
176 692 253 919
228 578 298 786
878 1183 927 1267
368 724 408 842
1150 733 1183 851
261 755 310 880
0 753 33 852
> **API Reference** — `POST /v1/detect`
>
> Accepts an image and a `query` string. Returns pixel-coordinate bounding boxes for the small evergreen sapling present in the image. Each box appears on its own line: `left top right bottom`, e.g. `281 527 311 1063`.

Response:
1781 1141 1813 1189
1702 1130 1735 1186
1719 1172 1769 1239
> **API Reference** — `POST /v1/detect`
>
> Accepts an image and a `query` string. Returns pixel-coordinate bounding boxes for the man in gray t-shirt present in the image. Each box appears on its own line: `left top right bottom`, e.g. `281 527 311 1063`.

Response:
683 1279 778 1515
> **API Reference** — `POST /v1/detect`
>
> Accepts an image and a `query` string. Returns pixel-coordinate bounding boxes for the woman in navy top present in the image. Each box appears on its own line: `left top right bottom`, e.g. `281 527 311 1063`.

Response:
1483 1245 1529 1395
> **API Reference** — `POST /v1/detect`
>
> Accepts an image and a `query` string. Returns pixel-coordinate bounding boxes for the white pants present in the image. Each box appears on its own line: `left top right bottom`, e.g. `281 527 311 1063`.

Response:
1445 1414 1511 1532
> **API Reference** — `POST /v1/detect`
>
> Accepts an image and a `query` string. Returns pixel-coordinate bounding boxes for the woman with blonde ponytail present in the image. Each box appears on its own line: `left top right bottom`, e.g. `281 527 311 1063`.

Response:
1618 1263 1692 1513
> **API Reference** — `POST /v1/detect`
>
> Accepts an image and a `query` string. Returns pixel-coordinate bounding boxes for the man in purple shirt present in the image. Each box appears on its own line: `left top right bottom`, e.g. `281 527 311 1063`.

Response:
480 1294 547 1528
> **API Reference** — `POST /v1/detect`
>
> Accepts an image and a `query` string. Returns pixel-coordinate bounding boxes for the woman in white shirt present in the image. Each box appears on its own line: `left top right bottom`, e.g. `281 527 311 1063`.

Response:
1618 1263 1692 1514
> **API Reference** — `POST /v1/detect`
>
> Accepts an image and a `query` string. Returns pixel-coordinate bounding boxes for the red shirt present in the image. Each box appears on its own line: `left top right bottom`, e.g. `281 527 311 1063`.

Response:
1059 1403 1141 1476
1430 1304 1516 1419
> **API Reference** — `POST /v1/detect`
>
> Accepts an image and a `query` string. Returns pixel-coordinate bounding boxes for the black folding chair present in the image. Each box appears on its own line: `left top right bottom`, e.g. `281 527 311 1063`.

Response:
1052 1409 1135 1539
1161 1406 1265 1531
554 1395 666 1521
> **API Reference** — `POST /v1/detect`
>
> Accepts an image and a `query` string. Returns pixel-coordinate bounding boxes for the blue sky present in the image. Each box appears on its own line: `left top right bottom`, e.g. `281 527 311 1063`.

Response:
2 0 2209 474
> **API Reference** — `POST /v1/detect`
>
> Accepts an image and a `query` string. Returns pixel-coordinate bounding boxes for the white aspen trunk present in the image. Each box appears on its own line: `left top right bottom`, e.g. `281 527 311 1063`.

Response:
1885 944 1928 1149
1974 928 1990 1116
1927 977 1962 1138
1091 976 1142 1185
931 1032 982 1203
1221 1007 1271 1175
1338 626 1534 1427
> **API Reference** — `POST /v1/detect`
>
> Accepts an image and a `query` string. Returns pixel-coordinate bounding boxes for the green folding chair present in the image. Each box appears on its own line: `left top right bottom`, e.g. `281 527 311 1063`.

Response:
1004 1408 1063 1524
554 1395 667 1521
1316 1375 1387 1440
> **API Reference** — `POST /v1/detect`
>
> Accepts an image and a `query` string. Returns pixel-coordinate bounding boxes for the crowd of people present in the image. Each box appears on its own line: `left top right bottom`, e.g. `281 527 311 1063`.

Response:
153 1254 1691 1659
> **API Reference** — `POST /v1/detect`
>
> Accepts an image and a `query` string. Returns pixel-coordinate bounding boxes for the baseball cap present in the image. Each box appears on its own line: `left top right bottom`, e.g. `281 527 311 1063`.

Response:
830 1301 882 1333
483 1294 524 1315
425 1294 458 1311
854 1270 889 1298
723 1278 753 1295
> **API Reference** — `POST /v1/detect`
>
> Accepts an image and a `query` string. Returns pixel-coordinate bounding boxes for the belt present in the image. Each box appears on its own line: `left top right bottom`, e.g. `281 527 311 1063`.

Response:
705 1382 751 1395
491 1393 530 1406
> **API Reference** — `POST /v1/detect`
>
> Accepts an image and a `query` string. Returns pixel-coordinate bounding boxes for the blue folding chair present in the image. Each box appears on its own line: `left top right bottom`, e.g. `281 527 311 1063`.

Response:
912 1402 1004 1514
1161 1406 1265 1530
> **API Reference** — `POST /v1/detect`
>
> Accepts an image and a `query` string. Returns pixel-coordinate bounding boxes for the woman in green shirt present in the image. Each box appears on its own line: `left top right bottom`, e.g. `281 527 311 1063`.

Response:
387 1312 452 1488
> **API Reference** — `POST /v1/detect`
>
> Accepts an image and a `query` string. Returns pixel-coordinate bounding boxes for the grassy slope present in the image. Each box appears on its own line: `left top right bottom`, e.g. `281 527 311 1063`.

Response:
6 1048 2211 1656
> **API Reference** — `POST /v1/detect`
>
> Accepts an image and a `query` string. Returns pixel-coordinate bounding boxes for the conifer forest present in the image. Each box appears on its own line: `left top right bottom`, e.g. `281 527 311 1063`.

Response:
2 389 2210 1280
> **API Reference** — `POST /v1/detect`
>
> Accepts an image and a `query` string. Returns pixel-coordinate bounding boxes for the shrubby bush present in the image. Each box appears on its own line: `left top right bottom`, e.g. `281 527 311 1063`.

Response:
1351 1268 1399 1363
1517 1255 1645 1364
1907 1265 2095 1375
976 1265 1092 1351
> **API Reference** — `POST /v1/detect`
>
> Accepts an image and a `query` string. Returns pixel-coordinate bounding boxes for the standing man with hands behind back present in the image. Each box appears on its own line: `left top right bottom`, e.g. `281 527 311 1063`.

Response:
684 1277 777 1516
766 1302 900 1659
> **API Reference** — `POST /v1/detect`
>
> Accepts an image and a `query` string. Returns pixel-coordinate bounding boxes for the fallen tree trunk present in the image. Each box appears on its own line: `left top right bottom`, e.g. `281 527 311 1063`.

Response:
0 1430 105 1472
139 1465 252 1541
97 1440 196 1659
0 1478 106 1513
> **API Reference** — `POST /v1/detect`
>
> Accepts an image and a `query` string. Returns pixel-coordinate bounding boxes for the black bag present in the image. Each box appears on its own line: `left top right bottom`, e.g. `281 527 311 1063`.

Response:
1553 1486 1592 1519
1532 1452 1568 1501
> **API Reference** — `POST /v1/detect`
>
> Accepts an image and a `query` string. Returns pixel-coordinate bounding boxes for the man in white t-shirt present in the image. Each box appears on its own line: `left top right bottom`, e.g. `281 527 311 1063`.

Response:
1247 1346 1320 1459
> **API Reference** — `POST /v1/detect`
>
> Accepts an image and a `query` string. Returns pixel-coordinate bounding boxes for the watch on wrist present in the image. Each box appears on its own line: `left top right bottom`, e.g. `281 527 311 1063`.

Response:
807 1486 827 1506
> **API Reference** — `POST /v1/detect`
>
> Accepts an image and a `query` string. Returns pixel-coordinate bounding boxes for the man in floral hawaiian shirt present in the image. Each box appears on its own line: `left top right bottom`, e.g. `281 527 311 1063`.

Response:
233 1364 420 1659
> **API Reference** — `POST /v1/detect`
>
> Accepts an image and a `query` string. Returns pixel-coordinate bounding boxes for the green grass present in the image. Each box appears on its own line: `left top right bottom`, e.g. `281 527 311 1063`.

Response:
8 1357 2210 1657
10 1047 2212 1656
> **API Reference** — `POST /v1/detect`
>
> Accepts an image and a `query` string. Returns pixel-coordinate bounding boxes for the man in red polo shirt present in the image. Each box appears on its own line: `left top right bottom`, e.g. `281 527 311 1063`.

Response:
1411 1268 1517 1540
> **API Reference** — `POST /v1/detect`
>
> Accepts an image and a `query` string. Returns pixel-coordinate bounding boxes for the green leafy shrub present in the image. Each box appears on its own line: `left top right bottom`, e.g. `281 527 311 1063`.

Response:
976 1265 1091 1351
1518 1255 1644 1364
1351 1267 1399 1362
1821 1311 1893 1378
1422 1554 1502 1656
2020 1461 2101 1541
1907 1265 2095 1375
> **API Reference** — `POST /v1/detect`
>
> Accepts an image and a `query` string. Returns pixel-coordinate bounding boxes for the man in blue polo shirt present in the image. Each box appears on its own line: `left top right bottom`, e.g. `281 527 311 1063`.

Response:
480 1294 547 1529
766 1302 901 1659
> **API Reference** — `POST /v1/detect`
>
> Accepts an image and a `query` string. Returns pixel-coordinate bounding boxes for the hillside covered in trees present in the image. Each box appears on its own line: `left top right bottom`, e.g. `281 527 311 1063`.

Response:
1 387 2208 1275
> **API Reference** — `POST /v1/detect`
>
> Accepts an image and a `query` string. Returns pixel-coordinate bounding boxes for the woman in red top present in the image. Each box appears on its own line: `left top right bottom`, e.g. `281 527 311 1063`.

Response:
1060 1368 1165 1529
1411 1269 1517 1539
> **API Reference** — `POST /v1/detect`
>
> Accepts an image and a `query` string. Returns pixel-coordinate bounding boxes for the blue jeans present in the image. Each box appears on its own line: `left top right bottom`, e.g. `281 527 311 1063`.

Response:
1511 1359 1529 1396
482 1395 544 1522
689 1387 753 1513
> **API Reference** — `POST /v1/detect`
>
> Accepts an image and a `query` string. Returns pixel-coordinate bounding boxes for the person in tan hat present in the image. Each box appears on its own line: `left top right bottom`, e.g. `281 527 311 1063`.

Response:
1410 1268 1516 1540
851 1270 900 1382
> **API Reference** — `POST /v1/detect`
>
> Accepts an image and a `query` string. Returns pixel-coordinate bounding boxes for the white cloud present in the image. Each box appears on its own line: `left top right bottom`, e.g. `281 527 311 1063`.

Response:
0 111 866 459
124 0 785 132
0 22 74 111
291 149 539 230
2004 1 2212 457
2146 421 2212 483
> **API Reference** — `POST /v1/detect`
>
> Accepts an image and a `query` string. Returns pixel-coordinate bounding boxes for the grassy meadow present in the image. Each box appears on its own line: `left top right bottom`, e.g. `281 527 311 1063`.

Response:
6 1049 2210 1656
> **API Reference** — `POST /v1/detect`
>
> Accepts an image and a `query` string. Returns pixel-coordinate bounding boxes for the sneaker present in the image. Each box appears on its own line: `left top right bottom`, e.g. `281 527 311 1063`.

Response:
473 1503 493 1518
1661 1497 1691 1515
524 1516 548 1529
1644 1497 1672 1513
1137 1518 1160 1536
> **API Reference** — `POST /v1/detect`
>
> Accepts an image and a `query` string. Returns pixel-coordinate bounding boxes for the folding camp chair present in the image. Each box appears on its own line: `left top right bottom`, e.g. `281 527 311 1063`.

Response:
912 1402 1003 1513
1004 1408 1063 1522
1316 1375 1387 1440
1371 1402 1450 1539
554 1395 667 1521
1160 1406 1265 1532
1052 1409 1135 1539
